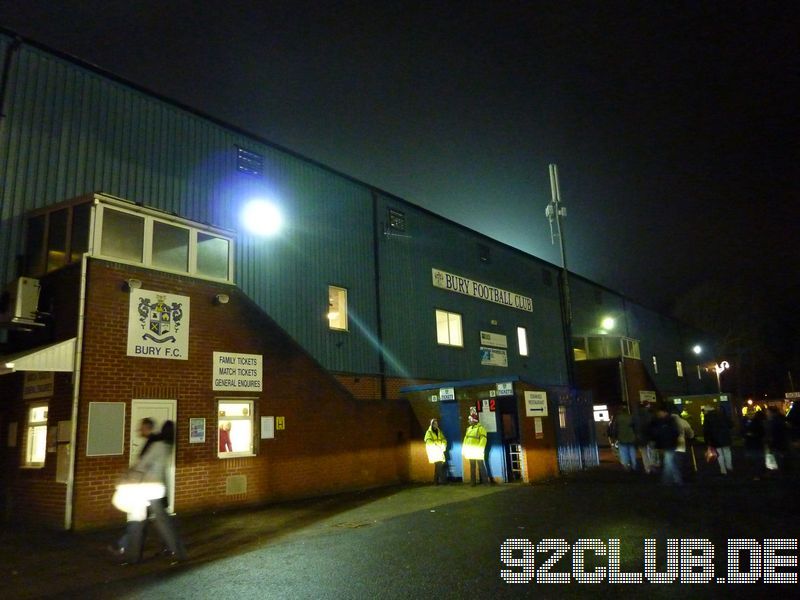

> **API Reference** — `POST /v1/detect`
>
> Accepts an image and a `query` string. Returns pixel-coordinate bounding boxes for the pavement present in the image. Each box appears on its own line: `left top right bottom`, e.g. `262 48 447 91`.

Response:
3 448 798 599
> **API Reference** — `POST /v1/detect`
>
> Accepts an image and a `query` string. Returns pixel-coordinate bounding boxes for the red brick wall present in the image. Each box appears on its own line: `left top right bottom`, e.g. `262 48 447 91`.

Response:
72 259 412 530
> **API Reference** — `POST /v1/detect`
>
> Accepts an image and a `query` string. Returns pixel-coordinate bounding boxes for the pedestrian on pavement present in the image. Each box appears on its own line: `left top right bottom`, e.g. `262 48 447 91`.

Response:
742 409 766 479
608 410 638 471
424 418 448 484
703 405 733 475
110 417 156 558
463 413 490 486
765 407 791 474
648 405 681 485
672 410 695 481
633 403 657 475
115 420 187 564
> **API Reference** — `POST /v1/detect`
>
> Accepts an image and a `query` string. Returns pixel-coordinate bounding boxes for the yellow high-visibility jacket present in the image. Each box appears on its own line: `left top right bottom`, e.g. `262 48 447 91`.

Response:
463 422 487 460
424 426 447 463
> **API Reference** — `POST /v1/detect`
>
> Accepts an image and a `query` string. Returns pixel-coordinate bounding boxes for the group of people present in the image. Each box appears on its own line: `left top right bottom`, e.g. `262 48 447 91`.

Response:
608 402 793 485
424 410 492 486
109 418 187 565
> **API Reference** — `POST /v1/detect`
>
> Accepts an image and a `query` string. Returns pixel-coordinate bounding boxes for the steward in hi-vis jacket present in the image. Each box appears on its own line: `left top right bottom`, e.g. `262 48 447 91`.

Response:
463 414 490 485
424 418 448 484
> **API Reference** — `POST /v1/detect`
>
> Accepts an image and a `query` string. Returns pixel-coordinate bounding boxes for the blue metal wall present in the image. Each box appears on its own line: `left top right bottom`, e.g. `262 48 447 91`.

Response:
0 33 710 392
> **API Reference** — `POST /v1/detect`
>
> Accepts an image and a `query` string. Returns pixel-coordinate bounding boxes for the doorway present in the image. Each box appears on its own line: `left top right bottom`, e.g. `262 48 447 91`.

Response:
438 401 463 480
130 399 177 512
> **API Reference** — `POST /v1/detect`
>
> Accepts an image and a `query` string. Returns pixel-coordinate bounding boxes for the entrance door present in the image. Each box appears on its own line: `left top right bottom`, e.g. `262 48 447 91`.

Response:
130 399 177 512
438 401 463 480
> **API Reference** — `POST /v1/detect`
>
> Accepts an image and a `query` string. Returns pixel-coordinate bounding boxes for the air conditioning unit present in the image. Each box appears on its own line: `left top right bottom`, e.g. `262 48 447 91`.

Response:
0 277 43 327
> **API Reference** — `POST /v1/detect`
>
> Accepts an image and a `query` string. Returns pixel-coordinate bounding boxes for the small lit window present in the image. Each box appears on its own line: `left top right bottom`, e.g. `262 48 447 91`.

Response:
558 405 567 429
652 355 659 374
101 208 144 262
517 327 529 356
25 403 48 467
218 400 254 458
328 286 348 331
436 309 463 347
152 221 189 272
697 365 702 380
676 361 684 377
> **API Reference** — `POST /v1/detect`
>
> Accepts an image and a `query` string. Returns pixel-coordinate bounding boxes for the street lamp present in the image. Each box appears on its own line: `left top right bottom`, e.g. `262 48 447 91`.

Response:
692 345 702 355
710 361 730 393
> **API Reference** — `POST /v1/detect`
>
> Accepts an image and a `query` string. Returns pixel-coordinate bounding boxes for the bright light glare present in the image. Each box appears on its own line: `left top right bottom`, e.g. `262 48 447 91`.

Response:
692 345 702 355
241 200 283 236
601 317 615 330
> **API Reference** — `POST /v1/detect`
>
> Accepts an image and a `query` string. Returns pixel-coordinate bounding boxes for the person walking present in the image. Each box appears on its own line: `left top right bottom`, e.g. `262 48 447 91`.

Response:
765 407 790 474
424 418 448 484
648 406 681 485
703 405 733 475
633 403 656 475
463 413 490 486
742 409 766 479
116 420 187 564
608 411 638 471
672 410 695 481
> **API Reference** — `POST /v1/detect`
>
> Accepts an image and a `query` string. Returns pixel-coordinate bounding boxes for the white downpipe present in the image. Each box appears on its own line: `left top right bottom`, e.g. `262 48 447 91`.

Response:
64 254 89 530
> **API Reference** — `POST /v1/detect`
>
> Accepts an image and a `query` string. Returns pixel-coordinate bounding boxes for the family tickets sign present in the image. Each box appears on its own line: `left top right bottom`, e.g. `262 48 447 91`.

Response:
212 352 263 391
126 289 190 360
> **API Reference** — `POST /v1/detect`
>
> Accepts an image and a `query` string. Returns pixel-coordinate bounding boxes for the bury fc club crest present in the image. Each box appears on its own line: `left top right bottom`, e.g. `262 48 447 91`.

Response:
127 289 190 360
137 295 183 342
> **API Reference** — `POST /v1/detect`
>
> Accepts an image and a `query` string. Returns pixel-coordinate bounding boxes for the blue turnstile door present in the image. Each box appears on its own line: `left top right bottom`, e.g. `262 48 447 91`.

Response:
438 401 463 480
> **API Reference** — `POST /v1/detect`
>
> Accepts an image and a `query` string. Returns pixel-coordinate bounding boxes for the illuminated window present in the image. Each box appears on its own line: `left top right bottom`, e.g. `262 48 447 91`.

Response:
697 365 702 380
327 286 348 331
676 361 684 377
46 209 68 272
218 399 254 458
196 233 230 280
152 221 189 272
25 403 48 467
436 309 463 347
652 355 659 374
517 327 529 356
101 208 145 263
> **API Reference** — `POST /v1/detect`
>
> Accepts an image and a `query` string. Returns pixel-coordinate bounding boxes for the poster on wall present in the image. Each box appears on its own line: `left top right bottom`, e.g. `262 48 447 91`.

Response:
212 352 263 391
189 418 206 443
127 289 190 360
479 399 498 432
524 391 548 417
480 346 508 367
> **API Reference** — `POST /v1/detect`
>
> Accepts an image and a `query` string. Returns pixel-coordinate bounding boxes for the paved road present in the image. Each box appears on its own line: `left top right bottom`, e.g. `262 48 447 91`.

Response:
4 465 798 599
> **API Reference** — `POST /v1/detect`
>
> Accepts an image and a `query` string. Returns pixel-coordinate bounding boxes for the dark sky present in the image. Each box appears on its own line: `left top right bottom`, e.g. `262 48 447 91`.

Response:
0 1 797 316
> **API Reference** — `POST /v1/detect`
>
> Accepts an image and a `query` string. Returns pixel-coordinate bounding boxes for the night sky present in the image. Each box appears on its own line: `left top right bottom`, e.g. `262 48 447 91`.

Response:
1 2 798 386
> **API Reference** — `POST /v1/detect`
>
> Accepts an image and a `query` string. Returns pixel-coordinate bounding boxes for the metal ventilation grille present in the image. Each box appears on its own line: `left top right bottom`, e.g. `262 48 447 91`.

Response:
236 147 264 177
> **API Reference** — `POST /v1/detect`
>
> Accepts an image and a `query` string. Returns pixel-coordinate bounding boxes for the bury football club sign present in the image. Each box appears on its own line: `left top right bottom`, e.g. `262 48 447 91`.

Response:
432 268 533 312
127 290 190 360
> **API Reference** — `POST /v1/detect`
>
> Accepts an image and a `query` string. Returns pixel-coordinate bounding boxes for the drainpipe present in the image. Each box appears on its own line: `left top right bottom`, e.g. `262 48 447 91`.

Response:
371 191 386 400
64 253 89 530
0 36 22 136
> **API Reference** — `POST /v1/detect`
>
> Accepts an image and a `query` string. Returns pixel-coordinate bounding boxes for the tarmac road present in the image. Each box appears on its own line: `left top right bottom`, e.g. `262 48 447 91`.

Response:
3 461 798 599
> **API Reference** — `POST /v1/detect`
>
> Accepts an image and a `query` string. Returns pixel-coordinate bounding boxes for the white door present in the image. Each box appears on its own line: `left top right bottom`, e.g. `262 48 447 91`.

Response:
130 399 177 512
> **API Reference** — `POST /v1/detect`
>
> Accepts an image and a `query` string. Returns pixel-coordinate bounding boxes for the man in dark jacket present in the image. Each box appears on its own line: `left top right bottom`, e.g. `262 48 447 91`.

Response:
648 406 681 485
633 404 656 474
703 405 733 475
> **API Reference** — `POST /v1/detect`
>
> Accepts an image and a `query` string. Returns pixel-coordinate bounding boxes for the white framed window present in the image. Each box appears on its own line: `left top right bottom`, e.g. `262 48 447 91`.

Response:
24 403 48 467
652 355 659 374
218 399 255 458
517 327 529 356
621 337 640 360
93 203 233 283
676 361 684 377
327 286 348 331
436 309 463 347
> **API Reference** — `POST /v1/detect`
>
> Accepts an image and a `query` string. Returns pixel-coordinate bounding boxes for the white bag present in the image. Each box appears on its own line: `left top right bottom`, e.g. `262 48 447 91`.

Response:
765 451 779 471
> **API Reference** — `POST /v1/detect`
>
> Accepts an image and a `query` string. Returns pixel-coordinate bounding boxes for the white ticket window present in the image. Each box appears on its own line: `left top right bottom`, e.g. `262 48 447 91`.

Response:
328 286 348 331
218 400 255 458
436 309 463 347
25 403 48 467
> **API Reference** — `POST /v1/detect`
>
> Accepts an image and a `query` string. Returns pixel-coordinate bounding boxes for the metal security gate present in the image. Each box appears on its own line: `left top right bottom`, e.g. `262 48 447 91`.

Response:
555 390 599 472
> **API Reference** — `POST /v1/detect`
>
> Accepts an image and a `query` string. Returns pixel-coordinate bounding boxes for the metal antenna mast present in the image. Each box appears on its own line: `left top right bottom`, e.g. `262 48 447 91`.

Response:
546 164 574 387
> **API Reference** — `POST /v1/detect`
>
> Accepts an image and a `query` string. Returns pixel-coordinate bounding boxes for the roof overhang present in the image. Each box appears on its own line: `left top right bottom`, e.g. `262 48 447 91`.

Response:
0 338 76 375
